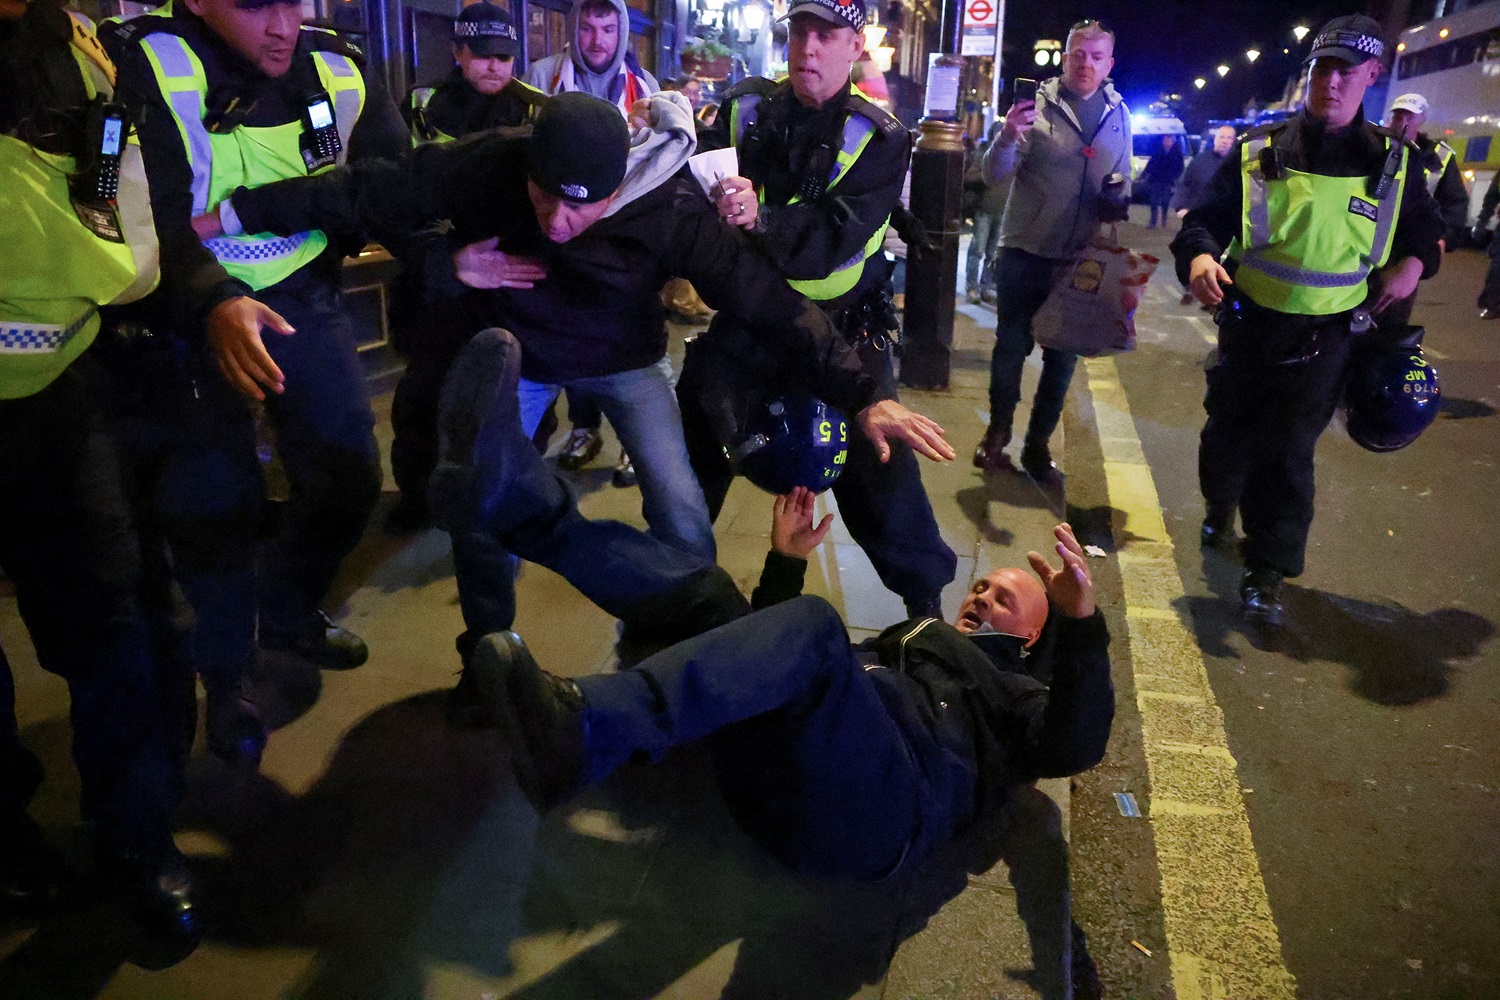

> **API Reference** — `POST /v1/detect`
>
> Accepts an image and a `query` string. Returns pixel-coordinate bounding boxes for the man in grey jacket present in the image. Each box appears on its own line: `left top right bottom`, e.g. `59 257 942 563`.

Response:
974 20 1131 482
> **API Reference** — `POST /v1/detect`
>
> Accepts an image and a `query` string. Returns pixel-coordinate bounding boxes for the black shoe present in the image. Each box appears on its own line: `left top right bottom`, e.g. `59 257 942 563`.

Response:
556 426 603 471
1020 441 1062 485
973 424 1015 472
1240 566 1285 626
430 328 523 533
0 810 69 915
102 850 201 944
260 610 369 670
383 495 432 535
611 451 637 488
1481 307 1500 321
204 683 267 766
469 632 587 812
1200 502 1236 548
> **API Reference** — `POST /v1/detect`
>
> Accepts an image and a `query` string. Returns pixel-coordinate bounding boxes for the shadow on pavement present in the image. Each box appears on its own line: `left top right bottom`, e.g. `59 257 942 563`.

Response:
1186 551 1494 706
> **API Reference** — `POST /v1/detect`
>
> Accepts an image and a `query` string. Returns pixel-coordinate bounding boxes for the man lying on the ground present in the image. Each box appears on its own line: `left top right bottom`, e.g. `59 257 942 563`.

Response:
437 328 1115 880
478 500 1113 880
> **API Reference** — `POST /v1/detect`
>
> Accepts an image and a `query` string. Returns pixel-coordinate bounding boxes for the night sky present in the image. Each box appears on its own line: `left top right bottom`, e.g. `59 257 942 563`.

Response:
1000 0 1443 124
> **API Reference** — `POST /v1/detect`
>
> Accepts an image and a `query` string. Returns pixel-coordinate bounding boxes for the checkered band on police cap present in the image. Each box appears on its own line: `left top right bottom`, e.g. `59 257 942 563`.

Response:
454 2 521 56
1307 15 1386 65
784 0 867 34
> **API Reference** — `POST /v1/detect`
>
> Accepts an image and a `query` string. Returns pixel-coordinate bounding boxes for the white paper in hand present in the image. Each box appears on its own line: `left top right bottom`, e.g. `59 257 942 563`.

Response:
688 147 739 199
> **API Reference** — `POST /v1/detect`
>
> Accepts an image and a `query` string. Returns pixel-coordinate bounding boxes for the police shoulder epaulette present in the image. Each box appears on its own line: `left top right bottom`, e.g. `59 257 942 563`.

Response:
512 79 549 105
846 90 906 139
1240 121 1286 142
302 26 366 66
722 76 780 103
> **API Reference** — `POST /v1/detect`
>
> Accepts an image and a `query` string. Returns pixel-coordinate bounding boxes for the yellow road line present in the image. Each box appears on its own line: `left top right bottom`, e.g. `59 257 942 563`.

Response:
1084 357 1297 1000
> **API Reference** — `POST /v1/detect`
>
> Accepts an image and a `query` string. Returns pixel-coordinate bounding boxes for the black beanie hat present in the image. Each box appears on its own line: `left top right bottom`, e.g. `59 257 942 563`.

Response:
527 92 630 204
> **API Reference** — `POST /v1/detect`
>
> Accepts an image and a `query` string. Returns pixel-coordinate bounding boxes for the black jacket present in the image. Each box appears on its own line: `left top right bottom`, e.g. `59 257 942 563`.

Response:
751 550 1115 822
1171 109 1444 292
230 131 876 409
404 69 546 140
1414 133 1472 238
106 9 408 333
698 78 911 311
1171 148 1226 213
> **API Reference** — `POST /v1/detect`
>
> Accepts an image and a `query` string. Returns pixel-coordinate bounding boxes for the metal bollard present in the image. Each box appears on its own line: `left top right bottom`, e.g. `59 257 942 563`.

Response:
900 119 966 390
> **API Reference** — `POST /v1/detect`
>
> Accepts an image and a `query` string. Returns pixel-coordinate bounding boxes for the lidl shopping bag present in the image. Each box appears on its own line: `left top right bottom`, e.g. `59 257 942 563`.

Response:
1031 227 1159 356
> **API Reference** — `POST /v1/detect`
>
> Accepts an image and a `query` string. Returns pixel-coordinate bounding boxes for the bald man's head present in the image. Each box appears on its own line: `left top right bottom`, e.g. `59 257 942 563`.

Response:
954 568 1050 647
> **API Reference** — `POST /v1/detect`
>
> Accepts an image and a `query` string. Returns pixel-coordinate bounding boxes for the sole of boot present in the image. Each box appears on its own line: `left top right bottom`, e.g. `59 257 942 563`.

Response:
431 330 522 532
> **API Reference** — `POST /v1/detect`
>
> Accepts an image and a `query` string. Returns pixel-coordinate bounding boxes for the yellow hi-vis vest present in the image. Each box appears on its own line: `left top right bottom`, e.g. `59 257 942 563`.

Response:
138 29 365 291
407 79 545 146
1227 132 1408 316
729 84 889 302
1424 141 1456 197
0 13 160 400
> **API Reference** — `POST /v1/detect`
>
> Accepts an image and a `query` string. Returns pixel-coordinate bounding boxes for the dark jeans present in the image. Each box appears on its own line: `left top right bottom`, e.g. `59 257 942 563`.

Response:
1480 238 1500 312
578 596 963 880
678 334 956 614
1147 182 1174 226
104 339 262 693
989 248 1079 449
1200 306 1354 577
256 274 383 632
0 360 183 860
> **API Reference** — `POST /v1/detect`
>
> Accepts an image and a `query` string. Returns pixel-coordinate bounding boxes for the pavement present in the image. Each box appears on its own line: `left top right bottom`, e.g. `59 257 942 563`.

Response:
0 272 1087 998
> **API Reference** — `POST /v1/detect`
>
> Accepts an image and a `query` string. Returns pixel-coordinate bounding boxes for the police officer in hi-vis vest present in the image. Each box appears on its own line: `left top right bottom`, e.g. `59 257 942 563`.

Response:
1173 15 1444 626
107 0 407 670
0 0 199 942
689 0 959 620
384 0 548 535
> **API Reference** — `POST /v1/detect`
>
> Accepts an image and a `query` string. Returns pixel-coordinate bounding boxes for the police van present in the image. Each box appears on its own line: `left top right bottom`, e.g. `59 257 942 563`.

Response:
1130 113 1187 200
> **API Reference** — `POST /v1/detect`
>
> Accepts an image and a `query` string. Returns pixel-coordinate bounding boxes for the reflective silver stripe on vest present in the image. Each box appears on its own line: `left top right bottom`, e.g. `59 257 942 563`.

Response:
0 307 97 353
732 93 760 146
141 33 213 215
318 51 360 165
204 231 312 263
1240 135 1401 289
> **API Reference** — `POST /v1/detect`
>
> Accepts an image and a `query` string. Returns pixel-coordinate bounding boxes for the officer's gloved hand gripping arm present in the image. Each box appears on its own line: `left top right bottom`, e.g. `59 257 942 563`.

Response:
667 197 954 464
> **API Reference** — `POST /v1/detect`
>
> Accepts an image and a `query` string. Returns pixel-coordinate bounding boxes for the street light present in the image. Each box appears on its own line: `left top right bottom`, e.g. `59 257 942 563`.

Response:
1194 77 1207 89
742 2 766 31
1216 64 1230 77
1246 48 1260 63
1292 25 1310 42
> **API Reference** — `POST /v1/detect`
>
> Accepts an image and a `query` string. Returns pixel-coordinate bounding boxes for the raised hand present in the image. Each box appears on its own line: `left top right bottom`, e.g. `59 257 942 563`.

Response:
1025 522 1095 619
770 486 834 559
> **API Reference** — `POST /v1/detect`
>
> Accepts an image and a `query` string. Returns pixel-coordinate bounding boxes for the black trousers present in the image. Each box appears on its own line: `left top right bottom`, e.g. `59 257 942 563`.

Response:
0 359 183 860
1480 238 1500 312
678 331 956 614
1199 306 1354 577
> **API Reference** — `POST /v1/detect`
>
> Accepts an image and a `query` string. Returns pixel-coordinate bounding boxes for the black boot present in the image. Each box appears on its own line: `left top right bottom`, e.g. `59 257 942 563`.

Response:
101 848 201 944
260 610 368 670
429 328 523 533
383 494 432 535
1200 501 1237 548
468 632 587 812
1240 565 1285 626
973 424 1015 472
204 680 267 765
0 808 70 915
1020 439 1062 486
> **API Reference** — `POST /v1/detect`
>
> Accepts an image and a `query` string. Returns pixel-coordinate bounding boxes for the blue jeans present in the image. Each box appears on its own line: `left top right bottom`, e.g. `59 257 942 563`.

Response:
518 357 714 561
966 209 1002 290
451 357 715 648
989 247 1080 447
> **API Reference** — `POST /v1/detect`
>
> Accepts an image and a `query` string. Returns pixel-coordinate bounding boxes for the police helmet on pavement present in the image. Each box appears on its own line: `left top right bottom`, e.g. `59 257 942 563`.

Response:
1343 335 1441 453
735 395 850 496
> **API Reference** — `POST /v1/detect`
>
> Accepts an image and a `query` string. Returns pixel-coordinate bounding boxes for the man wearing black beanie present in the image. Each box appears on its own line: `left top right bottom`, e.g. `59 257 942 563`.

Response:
198 91 953 702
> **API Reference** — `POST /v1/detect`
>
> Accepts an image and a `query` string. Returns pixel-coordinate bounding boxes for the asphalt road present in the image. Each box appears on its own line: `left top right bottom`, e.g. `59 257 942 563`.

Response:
1067 223 1500 999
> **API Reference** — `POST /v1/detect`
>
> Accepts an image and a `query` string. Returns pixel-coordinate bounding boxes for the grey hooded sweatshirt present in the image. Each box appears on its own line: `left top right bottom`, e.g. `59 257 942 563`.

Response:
524 0 658 109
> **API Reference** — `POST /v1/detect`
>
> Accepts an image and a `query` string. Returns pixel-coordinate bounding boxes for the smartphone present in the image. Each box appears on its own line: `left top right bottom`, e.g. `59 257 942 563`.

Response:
1012 77 1038 106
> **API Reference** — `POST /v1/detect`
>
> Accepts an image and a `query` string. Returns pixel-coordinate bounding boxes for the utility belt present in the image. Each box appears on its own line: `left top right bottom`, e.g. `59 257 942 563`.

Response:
825 283 900 353
1216 287 1364 366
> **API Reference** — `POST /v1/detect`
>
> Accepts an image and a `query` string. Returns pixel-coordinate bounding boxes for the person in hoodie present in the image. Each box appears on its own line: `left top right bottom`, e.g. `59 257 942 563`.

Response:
525 0 657 113
197 92 951 696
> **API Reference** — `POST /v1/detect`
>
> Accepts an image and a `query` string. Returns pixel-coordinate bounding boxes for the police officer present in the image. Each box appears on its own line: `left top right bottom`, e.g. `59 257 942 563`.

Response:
108 0 408 668
691 0 959 619
1384 92 1471 327
1 0 196 938
384 1 548 534
1172 14 1445 626
1475 172 1500 319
